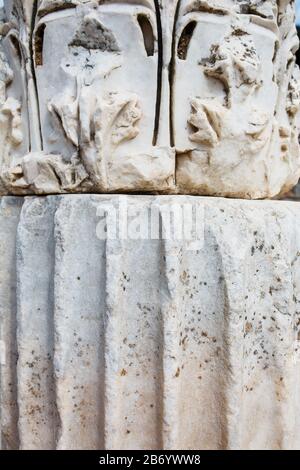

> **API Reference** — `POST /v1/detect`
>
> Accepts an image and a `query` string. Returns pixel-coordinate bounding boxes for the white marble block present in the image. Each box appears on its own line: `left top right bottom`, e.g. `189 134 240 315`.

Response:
1 194 300 450
0 1 300 198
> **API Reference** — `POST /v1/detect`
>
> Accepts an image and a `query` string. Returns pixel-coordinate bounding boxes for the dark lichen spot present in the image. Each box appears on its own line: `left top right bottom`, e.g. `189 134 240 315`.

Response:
69 17 120 52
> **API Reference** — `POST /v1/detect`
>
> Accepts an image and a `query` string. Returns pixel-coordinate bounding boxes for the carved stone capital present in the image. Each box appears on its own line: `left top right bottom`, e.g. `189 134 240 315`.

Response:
0 0 299 198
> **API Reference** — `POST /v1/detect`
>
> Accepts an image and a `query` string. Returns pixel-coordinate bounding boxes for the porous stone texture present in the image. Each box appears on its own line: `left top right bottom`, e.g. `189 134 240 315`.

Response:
0 1 299 198
1 194 300 450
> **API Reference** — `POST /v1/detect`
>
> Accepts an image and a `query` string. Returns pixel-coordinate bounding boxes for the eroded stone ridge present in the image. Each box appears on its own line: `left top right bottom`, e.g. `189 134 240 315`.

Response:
0 0 299 198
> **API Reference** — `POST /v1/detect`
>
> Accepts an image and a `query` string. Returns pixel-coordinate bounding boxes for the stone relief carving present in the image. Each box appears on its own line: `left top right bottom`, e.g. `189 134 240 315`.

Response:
0 0 299 198
175 0 300 198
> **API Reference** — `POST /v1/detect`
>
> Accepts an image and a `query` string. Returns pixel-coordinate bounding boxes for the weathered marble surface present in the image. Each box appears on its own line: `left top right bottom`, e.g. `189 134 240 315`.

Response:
1 194 300 450
0 1 300 198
